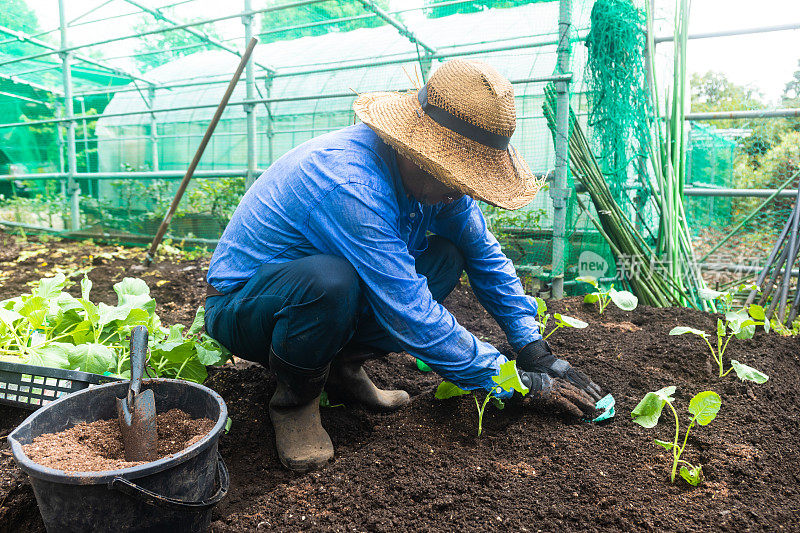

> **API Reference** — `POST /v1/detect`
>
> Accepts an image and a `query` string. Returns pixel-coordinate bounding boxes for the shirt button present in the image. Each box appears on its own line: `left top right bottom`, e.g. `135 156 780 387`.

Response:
409 212 416 219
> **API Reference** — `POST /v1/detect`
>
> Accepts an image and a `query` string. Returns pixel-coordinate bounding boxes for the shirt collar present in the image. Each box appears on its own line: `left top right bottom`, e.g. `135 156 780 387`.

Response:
388 147 423 220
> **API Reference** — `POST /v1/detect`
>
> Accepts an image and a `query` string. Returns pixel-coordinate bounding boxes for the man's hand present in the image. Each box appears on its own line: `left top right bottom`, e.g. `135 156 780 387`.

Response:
518 371 597 418
516 339 604 402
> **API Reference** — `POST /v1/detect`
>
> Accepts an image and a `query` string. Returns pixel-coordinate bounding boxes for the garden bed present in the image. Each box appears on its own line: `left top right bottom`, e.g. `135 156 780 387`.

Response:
1 232 799 532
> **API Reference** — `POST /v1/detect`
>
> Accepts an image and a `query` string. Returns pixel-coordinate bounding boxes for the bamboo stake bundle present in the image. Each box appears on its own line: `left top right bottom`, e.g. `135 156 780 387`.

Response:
543 84 688 307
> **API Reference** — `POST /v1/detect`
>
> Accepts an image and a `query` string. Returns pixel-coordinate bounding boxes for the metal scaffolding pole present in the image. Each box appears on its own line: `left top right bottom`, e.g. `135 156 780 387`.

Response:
148 86 159 171
58 0 80 232
685 108 800 121
356 0 436 54
243 0 258 189
550 0 572 299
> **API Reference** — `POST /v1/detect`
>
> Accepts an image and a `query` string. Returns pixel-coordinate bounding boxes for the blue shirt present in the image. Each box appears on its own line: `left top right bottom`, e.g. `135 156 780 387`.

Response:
208 124 541 392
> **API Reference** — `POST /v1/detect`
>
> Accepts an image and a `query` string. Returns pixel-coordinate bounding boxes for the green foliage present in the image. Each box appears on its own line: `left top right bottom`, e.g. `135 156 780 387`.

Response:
259 0 388 43
181 177 245 229
534 296 588 340
435 360 528 436
668 303 769 382
0 274 231 383
132 12 223 71
424 0 533 18
576 275 638 314
632 387 721 485
0 0 44 56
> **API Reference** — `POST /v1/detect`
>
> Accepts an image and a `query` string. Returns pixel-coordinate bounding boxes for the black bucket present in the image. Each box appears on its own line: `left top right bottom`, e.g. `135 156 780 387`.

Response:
7 379 229 533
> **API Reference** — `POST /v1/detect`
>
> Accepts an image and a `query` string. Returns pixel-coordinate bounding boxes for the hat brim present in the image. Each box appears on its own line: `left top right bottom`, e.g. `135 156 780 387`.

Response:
353 90 544 210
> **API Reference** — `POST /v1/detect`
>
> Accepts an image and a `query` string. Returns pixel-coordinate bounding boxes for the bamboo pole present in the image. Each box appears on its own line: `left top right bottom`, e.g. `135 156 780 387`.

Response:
144 37 258 266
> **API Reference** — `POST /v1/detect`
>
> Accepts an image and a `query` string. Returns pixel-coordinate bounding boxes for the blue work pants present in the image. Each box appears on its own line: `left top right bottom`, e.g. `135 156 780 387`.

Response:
204 236 465 370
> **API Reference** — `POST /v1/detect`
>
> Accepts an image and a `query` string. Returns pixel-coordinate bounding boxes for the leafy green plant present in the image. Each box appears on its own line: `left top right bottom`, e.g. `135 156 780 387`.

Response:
435 360 529 436
576 275 638 314
0 274 230 383
669 309 769 383
632 387 721 486
534 297 588 339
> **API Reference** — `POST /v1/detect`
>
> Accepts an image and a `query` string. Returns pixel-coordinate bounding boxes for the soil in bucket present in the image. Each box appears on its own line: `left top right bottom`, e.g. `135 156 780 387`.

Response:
23 409 214 472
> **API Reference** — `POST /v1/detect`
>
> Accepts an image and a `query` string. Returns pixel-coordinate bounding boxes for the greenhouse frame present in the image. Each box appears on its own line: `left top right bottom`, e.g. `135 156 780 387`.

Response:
0 0 799 298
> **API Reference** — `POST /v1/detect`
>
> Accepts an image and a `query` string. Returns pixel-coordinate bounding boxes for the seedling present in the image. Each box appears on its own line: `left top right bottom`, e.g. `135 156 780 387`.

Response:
435 360 529 436
669 311 769 383
631 387 721 486
535 297 588 339
576 276 638 314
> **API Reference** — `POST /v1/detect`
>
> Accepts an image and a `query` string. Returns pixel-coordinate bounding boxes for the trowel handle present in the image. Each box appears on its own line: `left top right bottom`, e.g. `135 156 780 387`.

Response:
129 326 149 399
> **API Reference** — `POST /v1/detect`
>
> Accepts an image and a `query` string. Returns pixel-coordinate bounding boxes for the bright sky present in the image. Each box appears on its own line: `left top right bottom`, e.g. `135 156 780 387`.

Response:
30 0 800 104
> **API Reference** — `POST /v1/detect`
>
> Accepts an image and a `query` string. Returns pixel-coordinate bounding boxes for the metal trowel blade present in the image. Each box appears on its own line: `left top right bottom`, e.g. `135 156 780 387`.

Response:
116 388 158 462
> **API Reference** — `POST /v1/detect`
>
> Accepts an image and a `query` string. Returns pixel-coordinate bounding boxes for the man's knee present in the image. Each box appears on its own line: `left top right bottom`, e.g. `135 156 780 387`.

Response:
298 255 361 316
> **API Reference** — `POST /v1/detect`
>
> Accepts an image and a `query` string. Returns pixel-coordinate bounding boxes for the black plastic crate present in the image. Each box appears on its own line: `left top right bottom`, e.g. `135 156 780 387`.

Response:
0 361 123 410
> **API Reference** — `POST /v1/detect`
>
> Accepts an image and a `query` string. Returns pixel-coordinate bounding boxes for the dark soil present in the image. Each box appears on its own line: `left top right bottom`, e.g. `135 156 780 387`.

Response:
22 409 214 472
2 231 800 532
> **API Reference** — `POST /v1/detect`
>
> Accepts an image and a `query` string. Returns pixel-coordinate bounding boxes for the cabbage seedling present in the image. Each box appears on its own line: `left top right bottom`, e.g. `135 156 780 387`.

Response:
534 297 588 339
435 360 529 436
576 276 638 314
631 387 721 486
669 315 769 383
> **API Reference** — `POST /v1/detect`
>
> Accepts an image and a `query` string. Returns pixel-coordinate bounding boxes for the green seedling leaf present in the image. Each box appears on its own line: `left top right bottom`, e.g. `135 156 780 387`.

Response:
631 386 675 428
535 296 547 315
583 293 600 304
698 288 724 300
608 288 638 311
748 304 765 321
416 358 432 372
490 396 505 410
81 275 92 301
320 391 343 408
554 313 588 329
435 381 471 399
189 306 205 335
688 391 721 426
67 343 116 375
576 275 599 289
669 326 707 338
19 296 47 330
0 307 23 329
27 343 71 369
32 274 68 300
679 464 703 486
730 360 769 384
654 438 676 450
491 359 529 395
717 318 726 338
114 278 156 314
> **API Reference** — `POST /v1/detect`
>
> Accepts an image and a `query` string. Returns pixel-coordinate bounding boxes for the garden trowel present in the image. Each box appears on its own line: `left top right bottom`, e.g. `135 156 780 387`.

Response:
117 325 158 462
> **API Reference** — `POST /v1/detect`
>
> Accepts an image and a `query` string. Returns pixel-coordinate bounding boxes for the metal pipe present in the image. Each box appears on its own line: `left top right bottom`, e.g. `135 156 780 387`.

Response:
700 263 799 277
550 0 572 299
243 0 257 189
3 75 571 131
0 169 262 181
58 0 80 232
356 0 436 54
655 22 800 43
685 108 800 121
148 86 159 171
684 187 799 198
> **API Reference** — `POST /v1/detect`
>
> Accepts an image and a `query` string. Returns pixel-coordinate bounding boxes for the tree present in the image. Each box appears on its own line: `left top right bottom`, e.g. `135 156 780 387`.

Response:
783 59 800 105
0 0 47 56
259 0 388 43
424 0 534 18
132 14 222 72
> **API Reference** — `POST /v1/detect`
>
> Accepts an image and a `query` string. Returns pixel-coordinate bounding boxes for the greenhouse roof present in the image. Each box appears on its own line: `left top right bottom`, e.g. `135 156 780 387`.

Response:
98 2 591 128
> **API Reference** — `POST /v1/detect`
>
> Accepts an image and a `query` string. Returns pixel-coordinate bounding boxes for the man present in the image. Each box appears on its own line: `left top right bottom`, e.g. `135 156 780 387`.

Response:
205 58 604 473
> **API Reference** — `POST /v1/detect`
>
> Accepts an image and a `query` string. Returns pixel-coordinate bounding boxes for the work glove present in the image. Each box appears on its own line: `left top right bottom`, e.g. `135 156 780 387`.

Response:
516 339 604 403
517 370 597 419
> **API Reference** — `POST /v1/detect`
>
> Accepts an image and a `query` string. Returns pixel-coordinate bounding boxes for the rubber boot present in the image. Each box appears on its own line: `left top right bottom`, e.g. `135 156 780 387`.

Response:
268 349 334 473
327 345 410 412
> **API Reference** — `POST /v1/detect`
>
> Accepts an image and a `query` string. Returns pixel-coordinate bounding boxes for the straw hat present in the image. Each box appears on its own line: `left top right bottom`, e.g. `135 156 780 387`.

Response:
353 58 544 210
